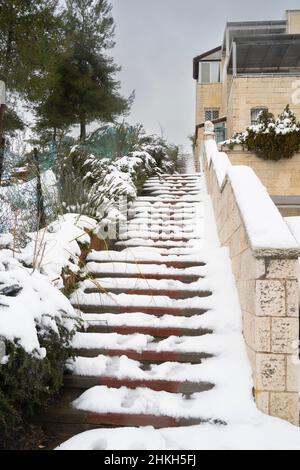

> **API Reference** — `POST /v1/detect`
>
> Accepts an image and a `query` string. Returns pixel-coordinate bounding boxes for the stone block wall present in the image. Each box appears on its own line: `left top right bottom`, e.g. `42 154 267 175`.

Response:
226 76 300 139
205 142 300 425
287 10 300 34
220 146 300 197
195 83 223 125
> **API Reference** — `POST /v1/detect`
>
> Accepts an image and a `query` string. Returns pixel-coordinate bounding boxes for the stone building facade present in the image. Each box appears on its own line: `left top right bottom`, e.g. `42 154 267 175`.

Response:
193 10 300 163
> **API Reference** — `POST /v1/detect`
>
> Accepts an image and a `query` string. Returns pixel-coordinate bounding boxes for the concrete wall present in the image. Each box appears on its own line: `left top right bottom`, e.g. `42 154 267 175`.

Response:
221 146 300 196
204 135 299 426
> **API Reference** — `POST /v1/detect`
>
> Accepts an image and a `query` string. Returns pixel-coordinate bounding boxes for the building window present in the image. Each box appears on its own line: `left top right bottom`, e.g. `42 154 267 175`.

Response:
251 107 268 125
199 62 221 84
205 109 220 121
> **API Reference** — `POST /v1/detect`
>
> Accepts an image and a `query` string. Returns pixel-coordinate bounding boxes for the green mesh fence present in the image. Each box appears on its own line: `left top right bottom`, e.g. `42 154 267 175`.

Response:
80 123 142 160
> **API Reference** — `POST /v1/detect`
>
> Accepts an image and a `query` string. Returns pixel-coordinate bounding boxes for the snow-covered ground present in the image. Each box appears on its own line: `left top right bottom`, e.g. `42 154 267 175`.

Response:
56 419 300 451
56 176 300 451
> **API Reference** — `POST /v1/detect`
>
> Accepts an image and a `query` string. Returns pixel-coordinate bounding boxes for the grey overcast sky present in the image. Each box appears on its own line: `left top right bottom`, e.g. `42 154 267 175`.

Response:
109 0 300 151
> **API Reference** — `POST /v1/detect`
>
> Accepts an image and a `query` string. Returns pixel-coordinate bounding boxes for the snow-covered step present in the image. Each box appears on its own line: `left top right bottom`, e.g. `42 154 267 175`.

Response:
146 176 201 182
84 261 205 283
128 211 200 220
64 375 214 395
137 197 202 203
67 354 215 389
73 295 208 316
120 222 199 232
82 312 213 334
114 239 204 249
85 322 212 338
81 278 212 299
72 332 215 356
85 261 206 274
131 201 202 208
119 224 203 234
143 184 201 189
142 185 201 190
86 250 206 267
71 385 215 421
144 174 201 179
81 277 210 291
74 347 212 364
143 181 200 186
129 207 202 215
129 206 202 213
142 190 200 196
118 232 202 241
35 402 204 432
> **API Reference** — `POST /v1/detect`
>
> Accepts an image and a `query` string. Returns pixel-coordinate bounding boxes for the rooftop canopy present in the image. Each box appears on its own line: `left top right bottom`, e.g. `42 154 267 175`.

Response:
222 20 287 53
228 34 300 73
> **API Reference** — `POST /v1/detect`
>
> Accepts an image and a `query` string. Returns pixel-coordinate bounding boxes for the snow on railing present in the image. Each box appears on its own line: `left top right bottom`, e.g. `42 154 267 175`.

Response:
203 127 299 252
202 122 300 426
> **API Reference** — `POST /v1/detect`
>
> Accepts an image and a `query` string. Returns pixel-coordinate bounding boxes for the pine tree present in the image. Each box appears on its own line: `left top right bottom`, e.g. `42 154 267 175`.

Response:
0 0 60 147
36 0 131 140
0 0 59 95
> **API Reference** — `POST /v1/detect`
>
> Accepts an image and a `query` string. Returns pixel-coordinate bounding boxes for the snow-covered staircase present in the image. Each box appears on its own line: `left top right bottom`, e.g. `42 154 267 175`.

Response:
36 173 246 443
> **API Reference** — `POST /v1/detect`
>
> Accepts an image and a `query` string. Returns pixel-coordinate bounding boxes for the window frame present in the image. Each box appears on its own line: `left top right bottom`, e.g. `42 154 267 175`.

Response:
251 107 268 125
205 108 220 122
199 61 221 84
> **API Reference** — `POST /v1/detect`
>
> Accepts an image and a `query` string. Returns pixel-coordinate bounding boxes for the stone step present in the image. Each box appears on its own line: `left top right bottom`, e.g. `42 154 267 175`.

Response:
129 204 200 210
129 208 198 215
146 177 201 182
87 271 201 283
146 178 201 182
76 304 207 317
143 182 200 187
117 236 202 243
137 195 202 200
74 348 213 364
131 209 199 216
36 407 204 433
142 187 200 193
63 375 214 394
130 202 200 209
124 222 198 230
142 191 200 197
84 324 213 338
86 258 205 269
113 241 201 249
122 221 198 228
83 286 212 300
135 199 202 205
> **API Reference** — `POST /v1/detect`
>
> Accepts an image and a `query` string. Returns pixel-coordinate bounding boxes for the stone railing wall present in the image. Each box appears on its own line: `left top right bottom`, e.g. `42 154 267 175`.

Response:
219 144 300 197
202 127 300 426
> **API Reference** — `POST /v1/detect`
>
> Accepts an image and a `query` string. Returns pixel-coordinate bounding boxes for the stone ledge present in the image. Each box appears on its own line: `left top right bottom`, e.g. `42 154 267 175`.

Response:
252 247 300 259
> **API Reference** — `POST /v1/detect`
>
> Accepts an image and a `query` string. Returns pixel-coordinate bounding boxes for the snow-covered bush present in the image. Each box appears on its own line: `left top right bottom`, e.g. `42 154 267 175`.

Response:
57 123 178 221
0 249 80 445
226 105 300 161
0 214 97 446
